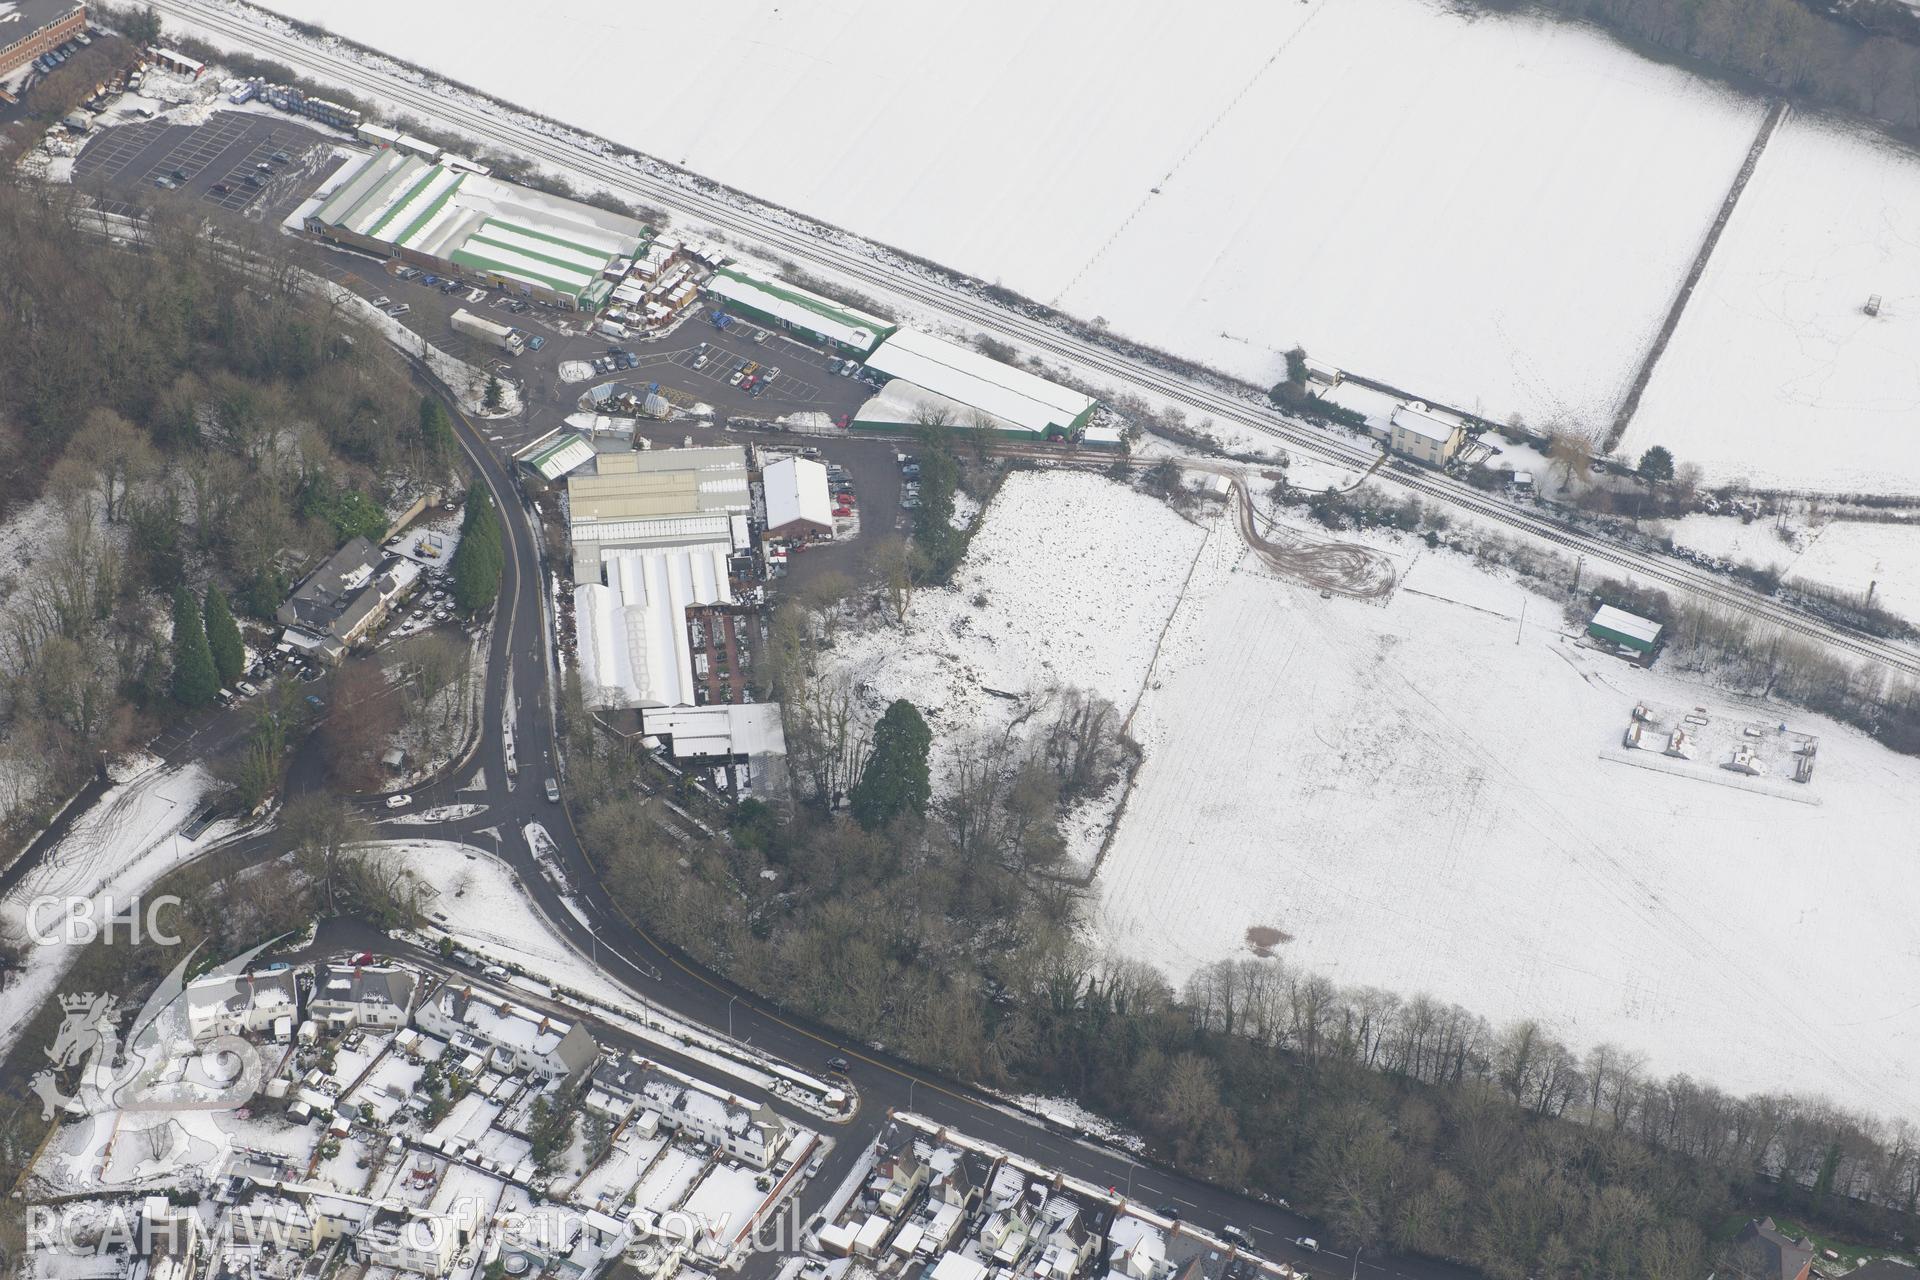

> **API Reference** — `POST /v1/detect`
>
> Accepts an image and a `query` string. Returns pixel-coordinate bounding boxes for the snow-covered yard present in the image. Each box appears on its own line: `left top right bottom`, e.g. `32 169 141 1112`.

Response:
1624 115 1920 495
821 471 1211 860
241 0 1757 435
0 760 221 1062
1092 536 1920 1122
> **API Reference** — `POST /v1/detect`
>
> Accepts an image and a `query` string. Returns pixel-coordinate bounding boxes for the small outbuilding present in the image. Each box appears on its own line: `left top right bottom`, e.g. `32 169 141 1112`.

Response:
1589 604 1662 655
762 456 833 540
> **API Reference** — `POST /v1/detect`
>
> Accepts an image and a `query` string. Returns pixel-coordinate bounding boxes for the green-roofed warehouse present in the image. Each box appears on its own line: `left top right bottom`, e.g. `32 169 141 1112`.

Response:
307 148 648 312
706 266 896 357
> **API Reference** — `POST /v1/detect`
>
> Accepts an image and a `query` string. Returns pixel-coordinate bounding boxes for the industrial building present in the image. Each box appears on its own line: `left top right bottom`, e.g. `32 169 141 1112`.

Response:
706 266 896 357
306 148 647 312
762 456 833 540
854 329 1097 440
574 545 736 709
566 447 751 581
513 431 597 484
640 704 789 801
1588 605 1663 656
1 1 87 81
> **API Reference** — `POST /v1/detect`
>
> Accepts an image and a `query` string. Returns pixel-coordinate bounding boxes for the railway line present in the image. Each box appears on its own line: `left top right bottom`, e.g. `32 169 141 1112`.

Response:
151 0 1920 678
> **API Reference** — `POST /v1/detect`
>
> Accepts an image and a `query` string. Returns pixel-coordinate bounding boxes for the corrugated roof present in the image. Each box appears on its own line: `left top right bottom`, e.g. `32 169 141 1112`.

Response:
864 329 1095 436
574 545 734 708
709 267 895 352
1592 605 1662 645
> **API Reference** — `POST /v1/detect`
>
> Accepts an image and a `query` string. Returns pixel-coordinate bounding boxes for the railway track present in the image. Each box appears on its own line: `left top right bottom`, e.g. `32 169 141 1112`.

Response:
152 0 1920 679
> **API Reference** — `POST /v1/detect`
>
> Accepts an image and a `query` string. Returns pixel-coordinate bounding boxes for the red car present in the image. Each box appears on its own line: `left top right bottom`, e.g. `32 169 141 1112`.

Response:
740 375 757 391
835 492 855 506
834 506 852 518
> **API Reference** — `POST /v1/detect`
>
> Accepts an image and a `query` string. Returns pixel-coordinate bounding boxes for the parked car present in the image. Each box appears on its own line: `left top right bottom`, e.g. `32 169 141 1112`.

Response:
764 367 781 381
1221 1226 1254 1248
237 680 260 697
740 375 757 391
825 1056 851 1073
422 274 441 286
305 694 325 709
728 369 746 386
527 335 546 351
753 328 769 344
692 352 709 369
210 182 230 194
385 794 412 809
385 303 410 317
1156 1205 1181 1221
543 778 560 803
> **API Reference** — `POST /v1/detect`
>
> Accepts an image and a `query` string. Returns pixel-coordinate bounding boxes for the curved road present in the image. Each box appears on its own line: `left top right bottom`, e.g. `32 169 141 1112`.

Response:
314 363 1468 1280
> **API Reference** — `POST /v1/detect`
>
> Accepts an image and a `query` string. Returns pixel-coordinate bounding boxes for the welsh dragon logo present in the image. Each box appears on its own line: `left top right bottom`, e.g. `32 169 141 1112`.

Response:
31 939 280 1186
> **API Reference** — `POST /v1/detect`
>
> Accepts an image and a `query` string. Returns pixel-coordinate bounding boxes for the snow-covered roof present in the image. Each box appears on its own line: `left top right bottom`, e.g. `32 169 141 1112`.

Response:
763 456 833 534
707 267 895 352
574 545 734 709
516 432 597 482
863 329 1096 437
1591 604 1662 645
640 704 788 761
310 151 646 302
1389 400 1462 446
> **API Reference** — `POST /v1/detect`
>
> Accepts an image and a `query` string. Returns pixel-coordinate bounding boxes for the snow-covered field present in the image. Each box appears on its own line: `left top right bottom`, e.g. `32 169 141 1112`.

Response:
245 0 1756 431
0 761 217 1061
822 471 1210 859
1091 532 1920 1121
1624 115 1920 495
1660 514 1920 623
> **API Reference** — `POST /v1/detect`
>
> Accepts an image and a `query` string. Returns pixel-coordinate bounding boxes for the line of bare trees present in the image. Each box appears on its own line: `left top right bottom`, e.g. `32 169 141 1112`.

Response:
1468 0 1920 134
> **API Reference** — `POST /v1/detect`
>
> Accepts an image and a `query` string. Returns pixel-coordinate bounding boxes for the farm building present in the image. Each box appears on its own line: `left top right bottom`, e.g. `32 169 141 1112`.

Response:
1388 401 1467 467
574 545 735 709
706 266 896 357
1 2 86 80
566 447 751 582
854 329 1098 441
762 457 833 540
305 148 645 311
1589 605 1663 655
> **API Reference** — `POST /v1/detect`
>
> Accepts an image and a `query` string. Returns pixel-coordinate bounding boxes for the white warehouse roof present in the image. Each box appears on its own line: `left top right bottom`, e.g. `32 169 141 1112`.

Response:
574 546 733 709
863 329 1096 437
1591 605 1662 646
763 457 833 534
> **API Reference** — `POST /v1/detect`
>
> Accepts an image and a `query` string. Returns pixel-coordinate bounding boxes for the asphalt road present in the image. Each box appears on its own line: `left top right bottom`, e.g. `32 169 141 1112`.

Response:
298 364 1470 1280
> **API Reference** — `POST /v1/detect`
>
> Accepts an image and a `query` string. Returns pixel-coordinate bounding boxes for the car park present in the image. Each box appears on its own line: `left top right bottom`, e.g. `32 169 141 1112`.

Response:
385 794 412 809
